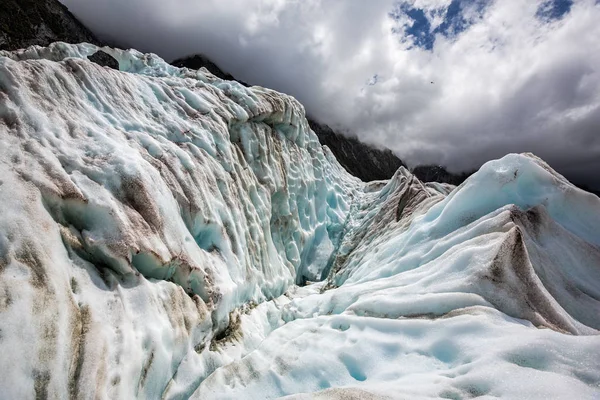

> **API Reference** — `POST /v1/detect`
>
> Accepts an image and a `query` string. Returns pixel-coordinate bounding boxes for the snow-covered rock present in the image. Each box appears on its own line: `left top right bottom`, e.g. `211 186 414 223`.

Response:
0 43 599 399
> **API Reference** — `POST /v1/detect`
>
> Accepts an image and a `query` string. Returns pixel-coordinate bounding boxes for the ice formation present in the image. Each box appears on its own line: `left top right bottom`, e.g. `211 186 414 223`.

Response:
0 43 599 399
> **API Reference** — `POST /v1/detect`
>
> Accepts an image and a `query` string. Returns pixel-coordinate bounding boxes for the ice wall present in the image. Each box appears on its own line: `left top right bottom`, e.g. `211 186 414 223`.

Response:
0 42 357 398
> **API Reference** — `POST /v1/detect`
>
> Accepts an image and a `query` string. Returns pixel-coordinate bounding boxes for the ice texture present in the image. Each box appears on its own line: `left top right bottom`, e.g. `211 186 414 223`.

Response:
0 42 599 399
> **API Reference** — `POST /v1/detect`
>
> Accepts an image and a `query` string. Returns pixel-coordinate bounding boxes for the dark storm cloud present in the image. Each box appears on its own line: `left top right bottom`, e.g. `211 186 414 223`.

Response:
60 0 600 188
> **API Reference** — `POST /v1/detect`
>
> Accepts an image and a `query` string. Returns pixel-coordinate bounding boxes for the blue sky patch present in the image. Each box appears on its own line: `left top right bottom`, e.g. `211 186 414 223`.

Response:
389 0 490 51
402 6 434 50
536 0 574 21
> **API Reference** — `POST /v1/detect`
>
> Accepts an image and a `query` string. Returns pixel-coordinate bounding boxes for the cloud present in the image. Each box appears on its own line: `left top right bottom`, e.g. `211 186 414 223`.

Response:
60 0 600 188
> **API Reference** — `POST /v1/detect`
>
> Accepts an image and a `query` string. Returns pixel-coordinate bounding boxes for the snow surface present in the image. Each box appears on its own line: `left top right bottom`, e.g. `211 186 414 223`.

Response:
0 42 599 399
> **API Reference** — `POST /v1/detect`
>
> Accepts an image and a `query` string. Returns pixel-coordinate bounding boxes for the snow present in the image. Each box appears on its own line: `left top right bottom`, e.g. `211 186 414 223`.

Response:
198 311 600 400
0 42 599 399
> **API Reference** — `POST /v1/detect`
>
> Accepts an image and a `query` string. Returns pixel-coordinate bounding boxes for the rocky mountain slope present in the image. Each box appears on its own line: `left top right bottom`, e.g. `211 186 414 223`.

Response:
0 0 99 51
0 43 599 399
172 54 243 84
306 120 406 182
411 165 474 186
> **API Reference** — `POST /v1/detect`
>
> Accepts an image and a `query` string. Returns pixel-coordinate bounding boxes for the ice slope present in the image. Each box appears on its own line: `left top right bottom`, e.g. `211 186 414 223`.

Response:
0 42 357 399
0 42 599 399
195 155 600 399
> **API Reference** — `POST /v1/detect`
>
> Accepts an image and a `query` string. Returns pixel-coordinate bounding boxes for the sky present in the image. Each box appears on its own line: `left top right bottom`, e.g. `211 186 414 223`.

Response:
60 0 600 188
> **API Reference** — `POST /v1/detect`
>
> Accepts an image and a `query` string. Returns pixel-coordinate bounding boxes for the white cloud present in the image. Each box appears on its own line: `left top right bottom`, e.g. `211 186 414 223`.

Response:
60 0 600 187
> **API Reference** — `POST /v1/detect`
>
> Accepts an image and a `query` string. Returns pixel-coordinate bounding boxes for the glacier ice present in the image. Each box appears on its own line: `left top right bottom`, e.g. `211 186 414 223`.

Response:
0 42 599 399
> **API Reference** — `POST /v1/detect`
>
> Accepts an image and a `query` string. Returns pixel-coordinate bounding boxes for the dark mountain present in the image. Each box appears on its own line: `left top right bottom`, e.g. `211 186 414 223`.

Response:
0 0 98 51
411 165 599 197
0 0 121 69
172 54 249 86
411 165 474 186
307 120 405 181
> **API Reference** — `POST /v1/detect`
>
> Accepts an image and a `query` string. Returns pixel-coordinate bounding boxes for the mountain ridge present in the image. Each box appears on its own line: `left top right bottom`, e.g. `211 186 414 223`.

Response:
0 0 99 51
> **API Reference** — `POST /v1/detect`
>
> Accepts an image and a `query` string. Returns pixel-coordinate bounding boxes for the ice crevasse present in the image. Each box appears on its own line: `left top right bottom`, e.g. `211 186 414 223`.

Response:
0 43 599 399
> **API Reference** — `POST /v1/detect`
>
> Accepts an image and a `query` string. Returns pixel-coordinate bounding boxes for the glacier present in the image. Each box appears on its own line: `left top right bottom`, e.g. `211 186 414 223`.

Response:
0 42 599 399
